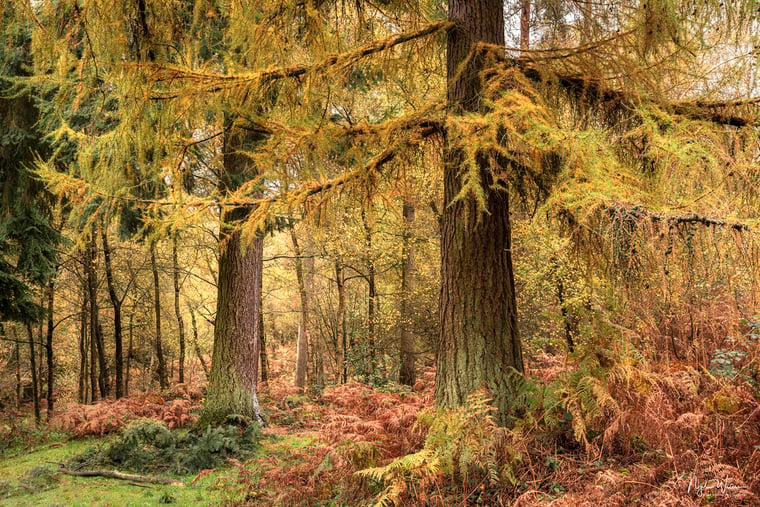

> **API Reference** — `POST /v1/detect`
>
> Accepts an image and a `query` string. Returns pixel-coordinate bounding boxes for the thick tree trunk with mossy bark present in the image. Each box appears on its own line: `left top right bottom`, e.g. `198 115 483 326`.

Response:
202 117 266 426
435 0 524 426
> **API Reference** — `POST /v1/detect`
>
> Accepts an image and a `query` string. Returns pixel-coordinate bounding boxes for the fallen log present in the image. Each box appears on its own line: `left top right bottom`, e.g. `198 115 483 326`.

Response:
57 465 185 487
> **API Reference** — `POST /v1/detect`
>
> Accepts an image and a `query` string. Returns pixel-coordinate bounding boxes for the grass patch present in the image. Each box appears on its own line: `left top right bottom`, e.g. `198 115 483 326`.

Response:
0 434 247 506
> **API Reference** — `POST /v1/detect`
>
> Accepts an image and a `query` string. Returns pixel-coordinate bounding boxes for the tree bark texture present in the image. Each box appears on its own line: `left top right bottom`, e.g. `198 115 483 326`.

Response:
203 116 265 425
436 0 524 426
399 201 416 386
150 241 168 389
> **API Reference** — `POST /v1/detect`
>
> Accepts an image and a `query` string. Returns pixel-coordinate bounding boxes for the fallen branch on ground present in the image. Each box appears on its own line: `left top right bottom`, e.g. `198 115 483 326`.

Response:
56 465 185 486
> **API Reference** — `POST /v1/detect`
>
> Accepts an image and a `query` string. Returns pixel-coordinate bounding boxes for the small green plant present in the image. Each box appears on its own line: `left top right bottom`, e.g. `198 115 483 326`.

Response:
709 337 747 380
157 491 177 503
20 465 58 491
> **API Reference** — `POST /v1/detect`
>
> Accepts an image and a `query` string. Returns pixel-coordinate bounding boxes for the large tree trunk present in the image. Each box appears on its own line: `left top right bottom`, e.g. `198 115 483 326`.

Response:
435 0 524 426
399 201 416 386
172 233 186 384
202 116 265 426
150 242 168 389
101 221 124 398
290 227 310 390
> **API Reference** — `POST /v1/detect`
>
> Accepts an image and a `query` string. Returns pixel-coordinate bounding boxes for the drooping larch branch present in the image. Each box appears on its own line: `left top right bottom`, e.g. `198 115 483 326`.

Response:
604 201 752 232
148 20 454 100
471 41 760 128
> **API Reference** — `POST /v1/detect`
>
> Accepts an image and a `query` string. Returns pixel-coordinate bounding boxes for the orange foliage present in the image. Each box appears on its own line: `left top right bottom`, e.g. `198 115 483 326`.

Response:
50 388 202 436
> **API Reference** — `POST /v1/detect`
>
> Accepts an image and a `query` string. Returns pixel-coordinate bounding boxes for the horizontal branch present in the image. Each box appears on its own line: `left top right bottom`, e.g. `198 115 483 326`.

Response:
149 20 453 100
474 42 759 127
606 201 751 232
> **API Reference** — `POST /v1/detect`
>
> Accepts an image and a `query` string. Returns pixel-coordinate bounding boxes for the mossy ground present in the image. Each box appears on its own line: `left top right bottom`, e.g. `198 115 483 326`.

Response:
0 433 312 506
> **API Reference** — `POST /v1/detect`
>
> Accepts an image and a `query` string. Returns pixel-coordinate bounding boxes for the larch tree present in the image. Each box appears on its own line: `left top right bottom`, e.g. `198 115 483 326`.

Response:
25 0 760 429
435 0 524 424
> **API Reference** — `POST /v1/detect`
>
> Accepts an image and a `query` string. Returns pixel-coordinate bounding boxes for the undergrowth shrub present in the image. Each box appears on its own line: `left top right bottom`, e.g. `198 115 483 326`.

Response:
67 418 260 475
51 391 201 437
358 390 526 506
0 413 71 455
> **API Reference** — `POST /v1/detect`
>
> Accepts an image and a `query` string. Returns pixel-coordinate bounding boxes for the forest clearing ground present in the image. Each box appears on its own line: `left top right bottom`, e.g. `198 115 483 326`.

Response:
1 345 760 506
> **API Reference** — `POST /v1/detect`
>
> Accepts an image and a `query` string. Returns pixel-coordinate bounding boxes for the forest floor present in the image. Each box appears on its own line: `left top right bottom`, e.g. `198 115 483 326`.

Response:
1 344 759 506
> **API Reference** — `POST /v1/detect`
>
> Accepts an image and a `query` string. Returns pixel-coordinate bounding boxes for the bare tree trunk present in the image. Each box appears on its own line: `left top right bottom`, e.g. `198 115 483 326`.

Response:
101 220 124 398
25 322 40 423
362 208 377 372
520 0 530 50
399 201 416 386
13 327 21 409
187 304 209 379
555 278 577 353
37 319 44 404
78 287 88 404
172 233 186 384
86 224 109 399
45 276 56 417
83 235 99 403
335 260 347 383
125 314 133 397
290 228 310 390
150 241 168 389
259 307 268 383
